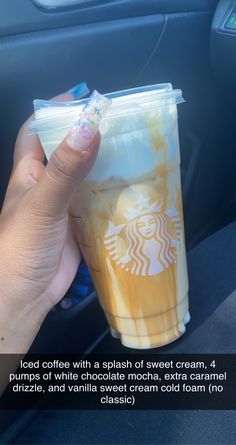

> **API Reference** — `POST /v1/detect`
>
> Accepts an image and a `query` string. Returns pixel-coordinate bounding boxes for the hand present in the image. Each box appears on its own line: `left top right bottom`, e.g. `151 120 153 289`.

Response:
0 89 103 353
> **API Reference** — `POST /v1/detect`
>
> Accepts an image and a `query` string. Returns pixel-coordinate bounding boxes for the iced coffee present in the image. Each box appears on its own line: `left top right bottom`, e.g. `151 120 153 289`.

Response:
32 84 190 349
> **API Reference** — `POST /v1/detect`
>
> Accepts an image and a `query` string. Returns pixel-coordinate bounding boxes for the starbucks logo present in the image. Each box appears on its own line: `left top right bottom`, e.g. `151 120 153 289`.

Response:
104 197 181 276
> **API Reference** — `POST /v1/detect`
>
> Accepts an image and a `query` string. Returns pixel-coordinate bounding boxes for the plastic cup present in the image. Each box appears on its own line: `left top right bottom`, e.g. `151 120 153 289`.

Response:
31 83 190 349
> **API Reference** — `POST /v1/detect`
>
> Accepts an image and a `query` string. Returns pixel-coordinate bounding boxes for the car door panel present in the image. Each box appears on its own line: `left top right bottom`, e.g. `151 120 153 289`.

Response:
0 0 217 36
0 1 220 249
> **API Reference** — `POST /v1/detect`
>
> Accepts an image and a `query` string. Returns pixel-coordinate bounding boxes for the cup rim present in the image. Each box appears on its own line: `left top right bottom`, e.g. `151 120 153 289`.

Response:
29 83 184 134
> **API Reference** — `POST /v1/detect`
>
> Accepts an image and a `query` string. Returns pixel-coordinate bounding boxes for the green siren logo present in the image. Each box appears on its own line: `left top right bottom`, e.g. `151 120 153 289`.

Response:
104 197 181 276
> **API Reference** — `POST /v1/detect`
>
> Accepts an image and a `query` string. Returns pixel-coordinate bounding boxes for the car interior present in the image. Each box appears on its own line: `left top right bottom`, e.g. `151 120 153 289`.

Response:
0 0 236 443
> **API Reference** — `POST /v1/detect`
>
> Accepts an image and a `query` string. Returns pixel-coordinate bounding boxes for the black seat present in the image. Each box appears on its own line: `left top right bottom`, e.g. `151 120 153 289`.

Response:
6 222 236 444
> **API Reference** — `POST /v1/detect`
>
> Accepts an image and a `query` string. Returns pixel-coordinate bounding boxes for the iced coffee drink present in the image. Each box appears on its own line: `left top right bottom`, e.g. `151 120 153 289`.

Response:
32 84 190 349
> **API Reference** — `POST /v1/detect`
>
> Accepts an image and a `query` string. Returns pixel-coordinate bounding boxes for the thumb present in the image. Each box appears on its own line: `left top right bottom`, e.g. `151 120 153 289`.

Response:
33 91 111 216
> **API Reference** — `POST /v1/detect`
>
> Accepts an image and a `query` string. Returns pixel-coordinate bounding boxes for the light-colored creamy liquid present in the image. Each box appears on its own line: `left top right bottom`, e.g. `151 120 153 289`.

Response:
35 96 189 349
68 106 189 349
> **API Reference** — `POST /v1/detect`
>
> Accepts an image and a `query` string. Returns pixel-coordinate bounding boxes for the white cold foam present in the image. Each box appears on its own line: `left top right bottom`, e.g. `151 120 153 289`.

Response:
87 113 156 182
36 103 178 182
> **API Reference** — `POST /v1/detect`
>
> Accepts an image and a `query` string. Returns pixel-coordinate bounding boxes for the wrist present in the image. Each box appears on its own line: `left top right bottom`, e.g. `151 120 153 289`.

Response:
0 295 48 353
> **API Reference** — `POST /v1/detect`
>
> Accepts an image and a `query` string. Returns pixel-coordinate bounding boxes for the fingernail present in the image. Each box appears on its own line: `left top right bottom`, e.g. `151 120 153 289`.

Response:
66 90 111 151
68 82 90 100
60 297 73 310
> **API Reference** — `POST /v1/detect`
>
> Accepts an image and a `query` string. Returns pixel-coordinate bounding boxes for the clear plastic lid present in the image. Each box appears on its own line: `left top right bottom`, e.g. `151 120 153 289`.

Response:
29 83 184 134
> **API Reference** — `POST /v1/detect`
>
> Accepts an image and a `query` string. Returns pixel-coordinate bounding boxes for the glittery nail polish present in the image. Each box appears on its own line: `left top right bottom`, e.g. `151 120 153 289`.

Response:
66 90 111 151
68 82 90 100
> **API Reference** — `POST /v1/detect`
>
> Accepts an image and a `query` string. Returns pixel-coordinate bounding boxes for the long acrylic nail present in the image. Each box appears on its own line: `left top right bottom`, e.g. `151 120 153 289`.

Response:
66 90 111 151
68 82 90 100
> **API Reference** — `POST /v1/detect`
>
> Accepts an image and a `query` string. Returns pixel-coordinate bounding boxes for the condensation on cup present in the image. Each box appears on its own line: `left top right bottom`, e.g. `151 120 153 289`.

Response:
30 83 190 349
